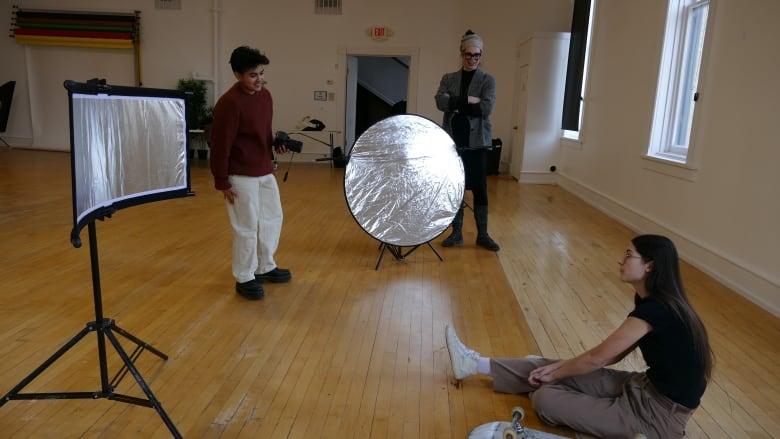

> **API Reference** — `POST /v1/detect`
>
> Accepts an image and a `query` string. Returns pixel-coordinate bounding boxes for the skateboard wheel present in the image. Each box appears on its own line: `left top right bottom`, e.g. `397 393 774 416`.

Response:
502 426 517 439
511 406 525 422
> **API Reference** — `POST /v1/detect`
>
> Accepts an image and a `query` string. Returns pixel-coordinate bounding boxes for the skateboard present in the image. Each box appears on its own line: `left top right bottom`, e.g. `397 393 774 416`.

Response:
467 406 571 439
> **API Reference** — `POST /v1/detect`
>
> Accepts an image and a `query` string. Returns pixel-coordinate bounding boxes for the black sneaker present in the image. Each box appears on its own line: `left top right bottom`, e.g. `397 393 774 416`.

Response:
236 279 264 300
255 267 292 284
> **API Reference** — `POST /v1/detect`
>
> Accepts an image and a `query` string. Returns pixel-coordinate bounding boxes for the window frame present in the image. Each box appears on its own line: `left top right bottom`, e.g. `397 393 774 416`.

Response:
647 0 712 170
562 0 596 143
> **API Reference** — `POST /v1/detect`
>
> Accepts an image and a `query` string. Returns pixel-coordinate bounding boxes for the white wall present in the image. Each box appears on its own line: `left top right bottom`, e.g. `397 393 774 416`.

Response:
557 0 780 316
0 0 572 152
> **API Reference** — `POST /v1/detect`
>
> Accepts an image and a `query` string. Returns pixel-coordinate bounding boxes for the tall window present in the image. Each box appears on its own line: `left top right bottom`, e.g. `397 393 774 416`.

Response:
562 0 595 140
648 0 710 163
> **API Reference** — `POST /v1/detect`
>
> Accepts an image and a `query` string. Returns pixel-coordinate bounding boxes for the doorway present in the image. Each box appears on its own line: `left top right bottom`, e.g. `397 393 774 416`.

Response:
341 47 419 154
352 56 409 141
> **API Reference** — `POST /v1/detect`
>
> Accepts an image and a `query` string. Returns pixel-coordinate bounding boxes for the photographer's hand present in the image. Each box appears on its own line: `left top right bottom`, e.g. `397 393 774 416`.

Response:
275 146 289 154
222 188 237 204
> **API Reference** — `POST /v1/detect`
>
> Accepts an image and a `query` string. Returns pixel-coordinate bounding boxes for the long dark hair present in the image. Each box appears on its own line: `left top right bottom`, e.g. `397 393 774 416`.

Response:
632 234 714 383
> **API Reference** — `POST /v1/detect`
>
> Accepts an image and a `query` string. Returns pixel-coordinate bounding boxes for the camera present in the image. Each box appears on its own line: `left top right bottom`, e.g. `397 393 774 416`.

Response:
274 131 303 153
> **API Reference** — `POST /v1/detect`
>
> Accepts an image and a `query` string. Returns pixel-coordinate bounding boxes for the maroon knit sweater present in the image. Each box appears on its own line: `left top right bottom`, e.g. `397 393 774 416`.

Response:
210 83 275 190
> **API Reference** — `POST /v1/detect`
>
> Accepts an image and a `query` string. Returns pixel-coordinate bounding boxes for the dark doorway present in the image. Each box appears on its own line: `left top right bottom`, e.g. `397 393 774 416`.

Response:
346 55 410 152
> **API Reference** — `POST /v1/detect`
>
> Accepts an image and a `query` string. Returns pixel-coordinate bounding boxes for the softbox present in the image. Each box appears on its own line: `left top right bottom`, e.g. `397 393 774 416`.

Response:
65 80 192 246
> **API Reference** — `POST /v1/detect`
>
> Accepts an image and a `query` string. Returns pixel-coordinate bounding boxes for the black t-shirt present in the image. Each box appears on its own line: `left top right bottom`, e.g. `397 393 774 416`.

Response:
450 69 476 148
629 295 706 408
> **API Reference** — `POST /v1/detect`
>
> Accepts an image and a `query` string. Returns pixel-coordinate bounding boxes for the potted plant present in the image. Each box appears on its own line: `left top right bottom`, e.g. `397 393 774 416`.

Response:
176 78 212 159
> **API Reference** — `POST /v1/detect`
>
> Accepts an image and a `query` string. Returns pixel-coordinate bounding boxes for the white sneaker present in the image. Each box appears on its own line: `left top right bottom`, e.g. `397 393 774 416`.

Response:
445 324 479 380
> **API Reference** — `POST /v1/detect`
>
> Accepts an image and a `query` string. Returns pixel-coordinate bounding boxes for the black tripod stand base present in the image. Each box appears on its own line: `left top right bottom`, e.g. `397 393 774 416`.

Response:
1 319 182 438
375 241 444 270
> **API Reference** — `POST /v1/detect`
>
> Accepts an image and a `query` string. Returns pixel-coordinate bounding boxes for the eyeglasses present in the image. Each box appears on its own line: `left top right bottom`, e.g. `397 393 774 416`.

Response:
620 250 642 263
462 52 482 60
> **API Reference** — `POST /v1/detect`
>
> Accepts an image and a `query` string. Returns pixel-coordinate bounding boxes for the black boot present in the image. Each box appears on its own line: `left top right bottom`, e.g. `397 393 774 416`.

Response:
442 206 464 247
474 205 500 251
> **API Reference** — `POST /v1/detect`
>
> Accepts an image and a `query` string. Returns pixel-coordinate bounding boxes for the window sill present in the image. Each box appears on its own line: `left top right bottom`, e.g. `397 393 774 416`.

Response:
641 154 699 182
560 136 582 150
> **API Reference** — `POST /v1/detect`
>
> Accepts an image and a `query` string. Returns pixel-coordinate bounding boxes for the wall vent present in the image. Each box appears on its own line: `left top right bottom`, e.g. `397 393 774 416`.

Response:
315 0 342 15
155 0 182 10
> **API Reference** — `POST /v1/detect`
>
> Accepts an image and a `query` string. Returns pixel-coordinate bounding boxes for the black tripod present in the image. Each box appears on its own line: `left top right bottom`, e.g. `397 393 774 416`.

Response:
375 241 444 270
0 220 182 438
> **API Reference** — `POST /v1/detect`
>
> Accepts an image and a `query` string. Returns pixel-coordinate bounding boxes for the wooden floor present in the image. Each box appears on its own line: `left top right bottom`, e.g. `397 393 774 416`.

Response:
0 148 777 439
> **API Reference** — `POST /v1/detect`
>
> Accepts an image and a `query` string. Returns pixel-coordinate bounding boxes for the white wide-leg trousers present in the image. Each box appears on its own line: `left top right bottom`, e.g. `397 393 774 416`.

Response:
225 174 283 283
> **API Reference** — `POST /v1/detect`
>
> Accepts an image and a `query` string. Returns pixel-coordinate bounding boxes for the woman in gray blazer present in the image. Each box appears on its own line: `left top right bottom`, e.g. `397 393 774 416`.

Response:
435 30 499 251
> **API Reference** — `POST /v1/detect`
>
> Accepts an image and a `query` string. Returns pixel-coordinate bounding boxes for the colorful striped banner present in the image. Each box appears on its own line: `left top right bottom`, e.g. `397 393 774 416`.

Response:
14 35 135 50
12 8 139 49
15 28 135 40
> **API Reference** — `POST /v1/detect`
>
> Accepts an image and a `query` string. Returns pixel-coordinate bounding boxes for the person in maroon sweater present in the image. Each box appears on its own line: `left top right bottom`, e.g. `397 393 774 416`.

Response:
210 46 291 300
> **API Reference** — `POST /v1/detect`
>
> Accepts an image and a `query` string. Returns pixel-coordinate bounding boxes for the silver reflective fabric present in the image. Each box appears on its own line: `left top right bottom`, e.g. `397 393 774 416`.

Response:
72 94 187 224
345 114 464 247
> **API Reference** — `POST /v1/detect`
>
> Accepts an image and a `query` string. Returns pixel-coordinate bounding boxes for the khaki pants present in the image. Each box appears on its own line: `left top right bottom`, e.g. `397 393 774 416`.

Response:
491 357 693 439
226 174 283 283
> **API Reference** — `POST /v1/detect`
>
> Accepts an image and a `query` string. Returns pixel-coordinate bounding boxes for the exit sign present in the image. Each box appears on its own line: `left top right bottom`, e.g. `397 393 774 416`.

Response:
368 26 392 41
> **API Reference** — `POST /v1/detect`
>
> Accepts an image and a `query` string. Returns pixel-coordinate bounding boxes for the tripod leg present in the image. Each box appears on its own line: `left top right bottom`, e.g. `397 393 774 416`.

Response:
399 243 443 262
402 244 422 258
1 325 92 406
376 243 389 270
108 322 168 389
427 242 444 261
110 344 144 390
388 245 404 260
104 328 182 438
111 322 168 360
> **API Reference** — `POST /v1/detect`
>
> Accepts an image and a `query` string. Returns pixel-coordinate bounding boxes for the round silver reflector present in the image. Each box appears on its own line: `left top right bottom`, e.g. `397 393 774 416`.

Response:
344 114 464 248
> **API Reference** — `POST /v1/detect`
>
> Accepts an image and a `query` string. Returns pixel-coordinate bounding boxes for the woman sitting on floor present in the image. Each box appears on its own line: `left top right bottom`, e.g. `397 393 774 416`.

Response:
446 234 714 439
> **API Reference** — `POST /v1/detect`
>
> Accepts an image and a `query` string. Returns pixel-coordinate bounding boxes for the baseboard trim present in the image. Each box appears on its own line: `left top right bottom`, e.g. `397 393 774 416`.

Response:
555 174 780 318
0 135 33 148
517 171 558 185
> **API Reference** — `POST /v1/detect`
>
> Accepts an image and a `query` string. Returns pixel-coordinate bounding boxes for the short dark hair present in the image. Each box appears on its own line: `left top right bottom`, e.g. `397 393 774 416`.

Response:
229 46 269 74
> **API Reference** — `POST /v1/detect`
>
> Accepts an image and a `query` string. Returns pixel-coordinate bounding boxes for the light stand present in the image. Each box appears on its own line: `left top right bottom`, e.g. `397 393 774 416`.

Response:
288 130 340 166
0 216 182 438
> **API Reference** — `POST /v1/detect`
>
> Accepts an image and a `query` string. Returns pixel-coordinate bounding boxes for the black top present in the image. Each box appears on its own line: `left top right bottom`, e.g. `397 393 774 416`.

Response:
450 69 480 148
629 295 706 409
458 69 475 106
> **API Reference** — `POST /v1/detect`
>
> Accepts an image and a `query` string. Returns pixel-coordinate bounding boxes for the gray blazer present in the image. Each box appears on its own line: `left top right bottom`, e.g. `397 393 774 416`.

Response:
434 69 495 148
